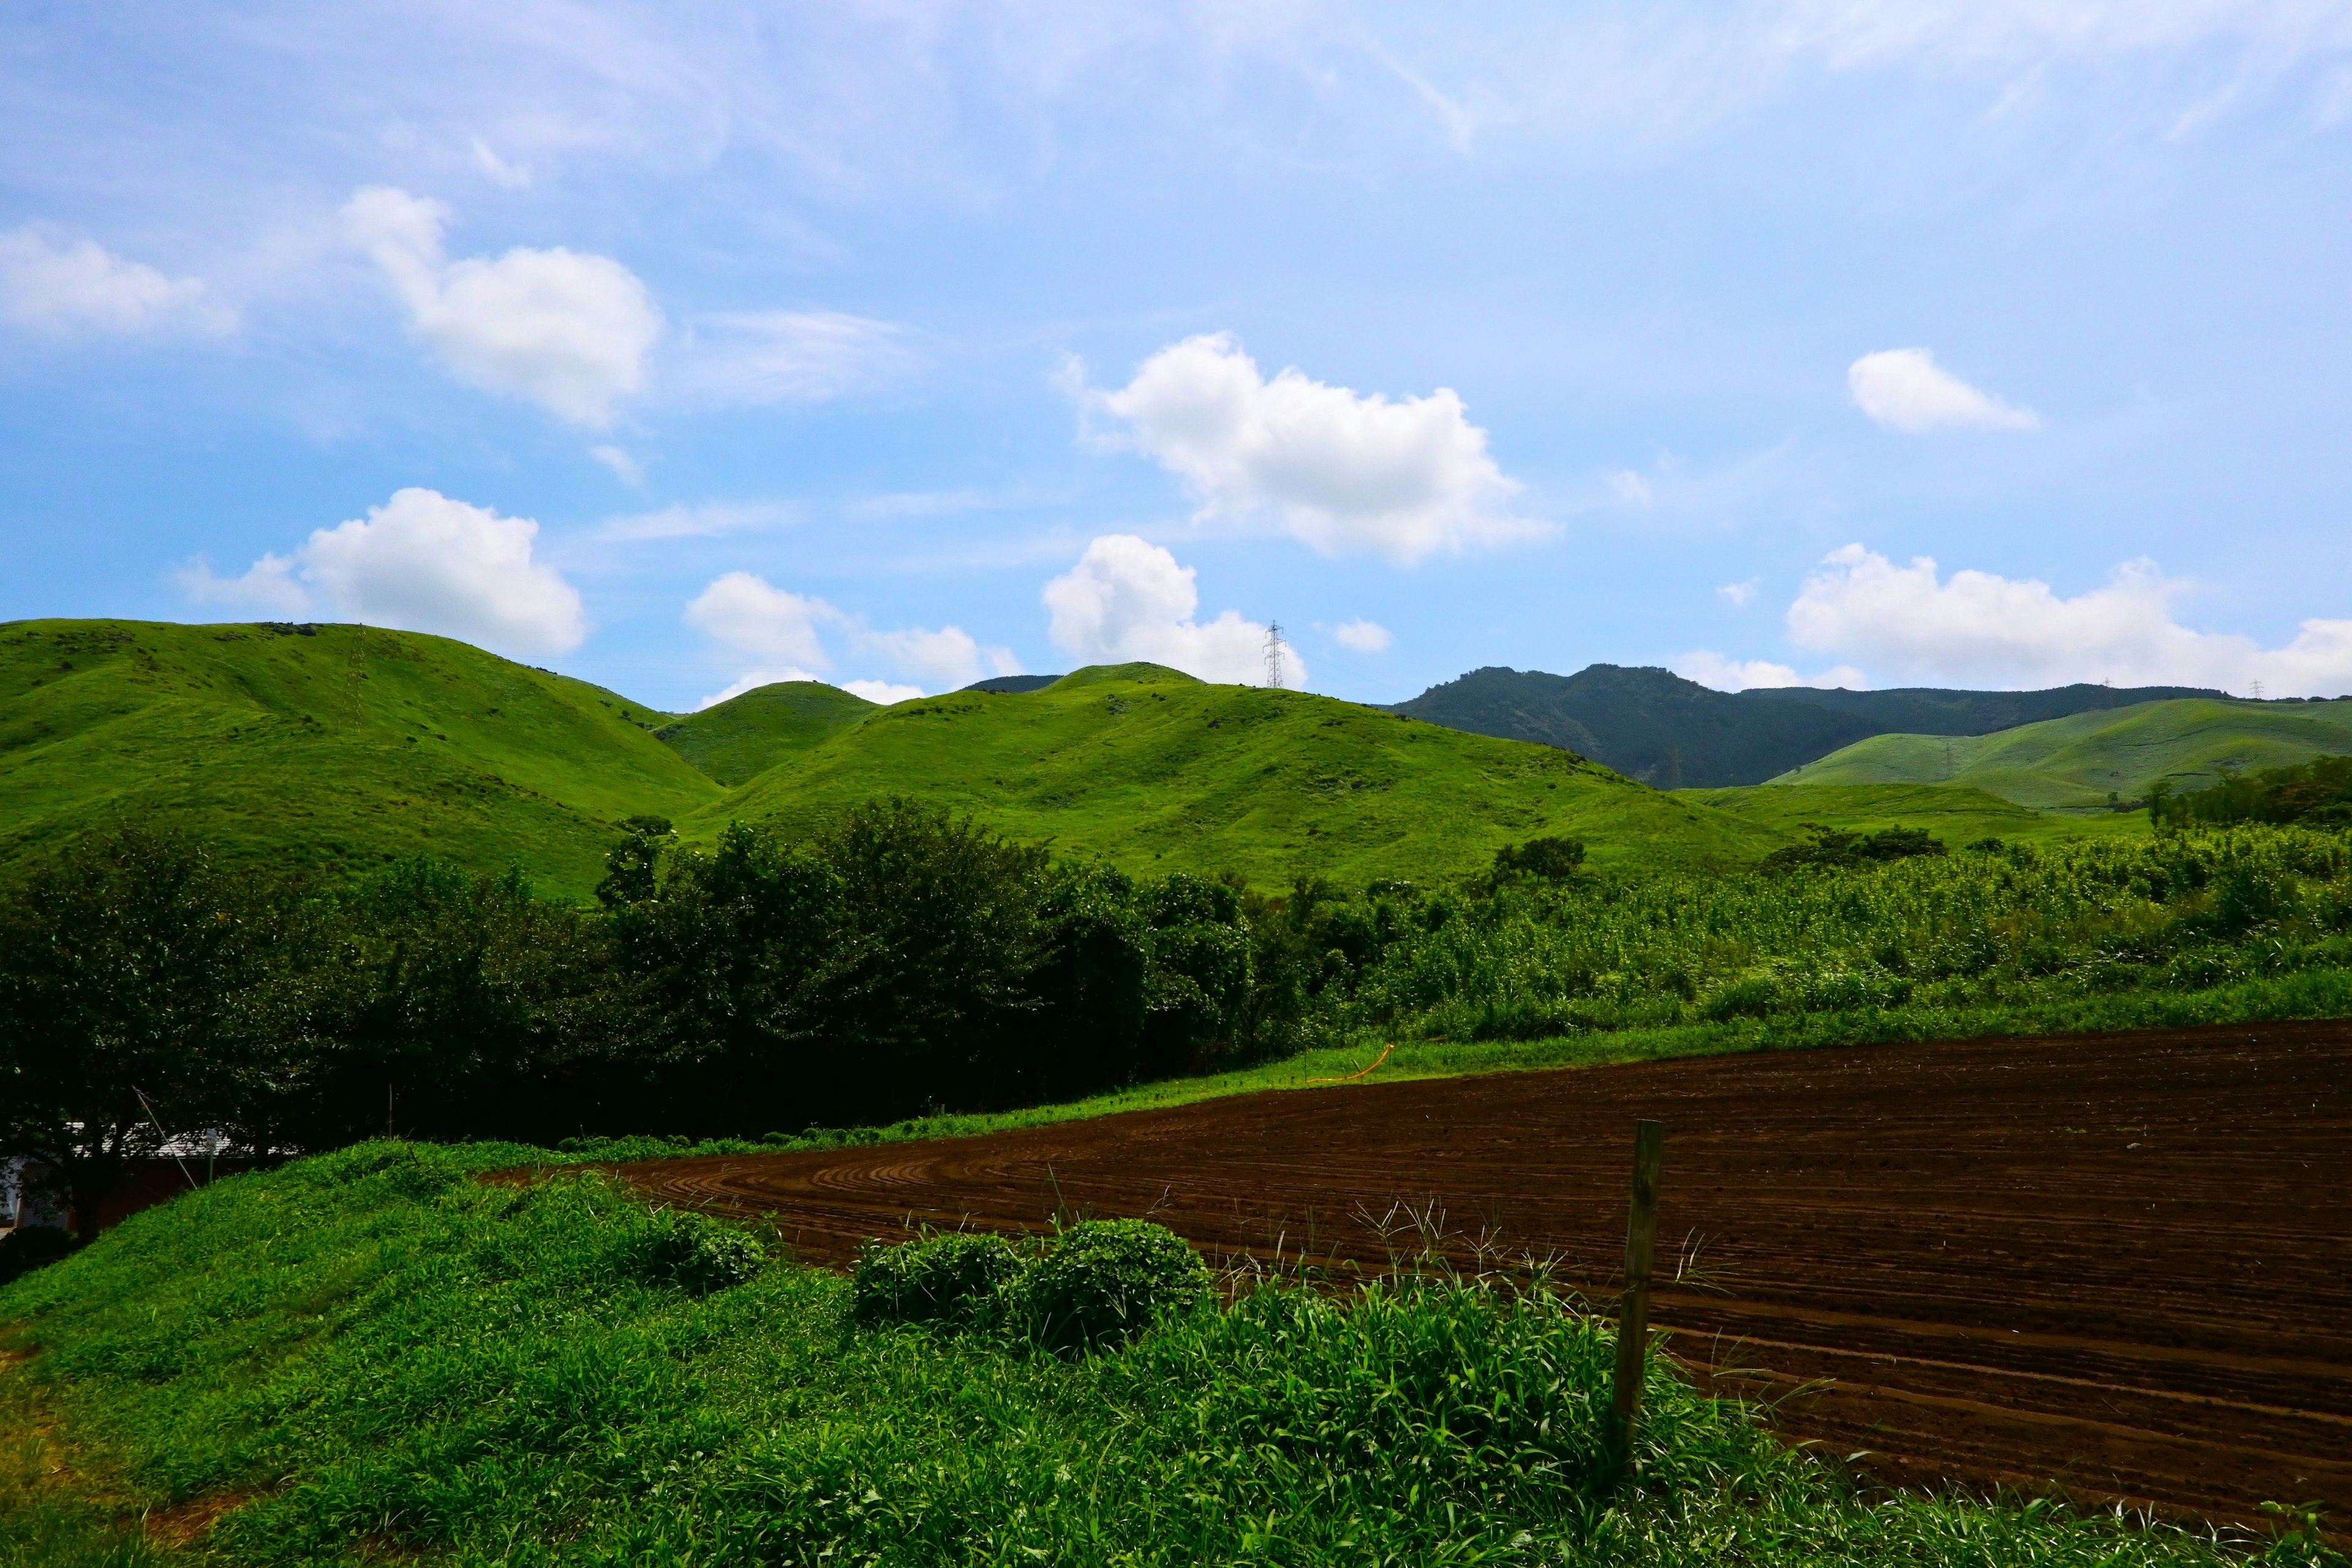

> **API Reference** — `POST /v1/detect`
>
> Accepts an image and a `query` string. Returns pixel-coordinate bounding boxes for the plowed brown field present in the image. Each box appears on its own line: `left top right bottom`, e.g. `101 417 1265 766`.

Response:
618 1021 2352 1524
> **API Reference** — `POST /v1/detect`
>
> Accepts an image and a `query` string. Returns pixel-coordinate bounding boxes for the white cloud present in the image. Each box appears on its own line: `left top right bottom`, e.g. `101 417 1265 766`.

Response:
842 679 926 705
1673 651 1867 692
178 552 307 616
1847 348 2040 434
470 138 534 189
678 309 923 405
1093 333 1536 565
860 624 1020 690
1718 579 1759 607
589 445 645 486
0 226 235 337
342 186 663 426
1042 533 1305 687
596 502 794 543
684 570 1005 703
178 488 588 655
1608 469 1654 507
685 571 838 670
1332 618 1393 653
1785 543 2352 695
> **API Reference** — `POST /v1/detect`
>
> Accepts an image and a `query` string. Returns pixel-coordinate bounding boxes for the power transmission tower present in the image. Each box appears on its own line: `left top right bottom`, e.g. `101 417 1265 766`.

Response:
1263 622 1286 689
2252 680 2265 701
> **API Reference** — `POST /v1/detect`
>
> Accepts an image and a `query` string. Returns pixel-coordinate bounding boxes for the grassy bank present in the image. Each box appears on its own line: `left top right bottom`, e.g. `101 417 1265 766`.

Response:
4 1144 2340 1567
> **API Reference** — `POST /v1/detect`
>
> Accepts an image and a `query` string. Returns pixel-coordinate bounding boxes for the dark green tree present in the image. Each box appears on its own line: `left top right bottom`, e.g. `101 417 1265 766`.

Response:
0 830 291 1238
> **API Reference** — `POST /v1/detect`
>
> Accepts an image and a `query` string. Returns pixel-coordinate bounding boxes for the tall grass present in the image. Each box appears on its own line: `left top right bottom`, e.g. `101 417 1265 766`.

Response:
2 1143 2341 1566
1328 828 2352 1046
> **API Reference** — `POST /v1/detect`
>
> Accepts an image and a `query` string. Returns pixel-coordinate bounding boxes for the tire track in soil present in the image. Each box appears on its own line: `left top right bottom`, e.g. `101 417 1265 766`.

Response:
616 1020 2352 1525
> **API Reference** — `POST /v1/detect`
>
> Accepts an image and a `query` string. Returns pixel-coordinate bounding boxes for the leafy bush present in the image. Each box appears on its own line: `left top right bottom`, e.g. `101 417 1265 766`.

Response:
1763 824 1947 869
850 1229 1027 1327
1493 835 1587 881
1017 1218 1211 1351
0 1223 72 1284
624 1208 766 1294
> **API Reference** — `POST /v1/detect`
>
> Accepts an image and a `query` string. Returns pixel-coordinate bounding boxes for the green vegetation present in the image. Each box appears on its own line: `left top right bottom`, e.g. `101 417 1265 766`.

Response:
0 620 715 900
5 1143 2339 1567
707 663 1781 883
1765 698 2352 812
1684 780 2149 848
2155 755 2352 829
654 680 876 785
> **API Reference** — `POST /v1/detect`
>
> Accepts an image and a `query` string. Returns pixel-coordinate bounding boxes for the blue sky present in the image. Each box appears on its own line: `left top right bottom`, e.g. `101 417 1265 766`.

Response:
5 2 2352 709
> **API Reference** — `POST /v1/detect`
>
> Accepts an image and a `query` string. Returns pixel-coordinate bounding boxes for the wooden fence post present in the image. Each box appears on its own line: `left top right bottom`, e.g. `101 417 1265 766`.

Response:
1610 1118 1665 1477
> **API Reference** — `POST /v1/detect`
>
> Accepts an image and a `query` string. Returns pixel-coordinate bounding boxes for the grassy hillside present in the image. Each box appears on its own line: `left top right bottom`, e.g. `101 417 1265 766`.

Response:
655 679 876 785
0 619 720 898
1389 664 2221 787
706 663 1785 882
1768 697 2352 811
1685 781 2150 846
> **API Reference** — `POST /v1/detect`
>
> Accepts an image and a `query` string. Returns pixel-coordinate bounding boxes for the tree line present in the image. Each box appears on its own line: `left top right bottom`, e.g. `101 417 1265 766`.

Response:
0 803 1391 1234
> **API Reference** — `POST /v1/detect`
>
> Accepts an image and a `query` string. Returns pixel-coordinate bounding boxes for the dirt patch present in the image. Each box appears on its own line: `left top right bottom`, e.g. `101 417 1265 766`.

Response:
142 1490 248 1547
616 1020 2352 1527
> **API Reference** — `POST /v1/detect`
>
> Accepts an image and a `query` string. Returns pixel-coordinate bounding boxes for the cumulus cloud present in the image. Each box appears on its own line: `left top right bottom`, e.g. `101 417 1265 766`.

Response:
677 309 924 405
1042 534 1304 687
343 186 662 426
842 679 925 705
860 625 1020 690
1673 651 1866 692
178 488 587 655
1847 348 2040 434
1784 543 2352 696
1332 618 1393 653
684 570 1009 706
1093 333 1534 565
0 226 235 336
687 571 837 669
1718 580 1759 607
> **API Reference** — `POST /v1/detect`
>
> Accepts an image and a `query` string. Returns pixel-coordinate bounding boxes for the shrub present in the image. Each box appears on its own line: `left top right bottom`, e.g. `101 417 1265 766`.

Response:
625 1208 765 1294
1697 972 1777 1022
851 1229 1026 1327
0 1224 73 1284
1018 1219 1210 1351
1493 836 1586 881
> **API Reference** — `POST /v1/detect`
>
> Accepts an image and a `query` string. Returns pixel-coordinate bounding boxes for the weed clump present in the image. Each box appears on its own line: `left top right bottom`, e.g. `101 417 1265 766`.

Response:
623 1208 766 1294
1017 1218 1210 1351
851 1229 1025 1327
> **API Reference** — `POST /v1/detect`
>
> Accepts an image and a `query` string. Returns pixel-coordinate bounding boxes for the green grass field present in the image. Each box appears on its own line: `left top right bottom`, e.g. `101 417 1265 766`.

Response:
0 619 719 899
1765 697 2352 811
1683 780 2151 846
704 662 1784 883
5 1140 2337 1568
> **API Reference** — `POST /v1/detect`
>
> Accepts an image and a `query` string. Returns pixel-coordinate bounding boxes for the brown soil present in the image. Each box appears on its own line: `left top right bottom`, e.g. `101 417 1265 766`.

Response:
619 1020 2352 1526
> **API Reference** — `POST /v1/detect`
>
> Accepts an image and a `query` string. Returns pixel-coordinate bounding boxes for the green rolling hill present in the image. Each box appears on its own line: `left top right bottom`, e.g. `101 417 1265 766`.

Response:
0 619 720 897
699 662 1782 883
1763 697 2352 811
654 680 877 785
25 619 2294 899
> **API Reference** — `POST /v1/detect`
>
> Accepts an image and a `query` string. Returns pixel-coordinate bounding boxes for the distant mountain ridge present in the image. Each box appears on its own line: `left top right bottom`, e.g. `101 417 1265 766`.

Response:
1385 665 2225 788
